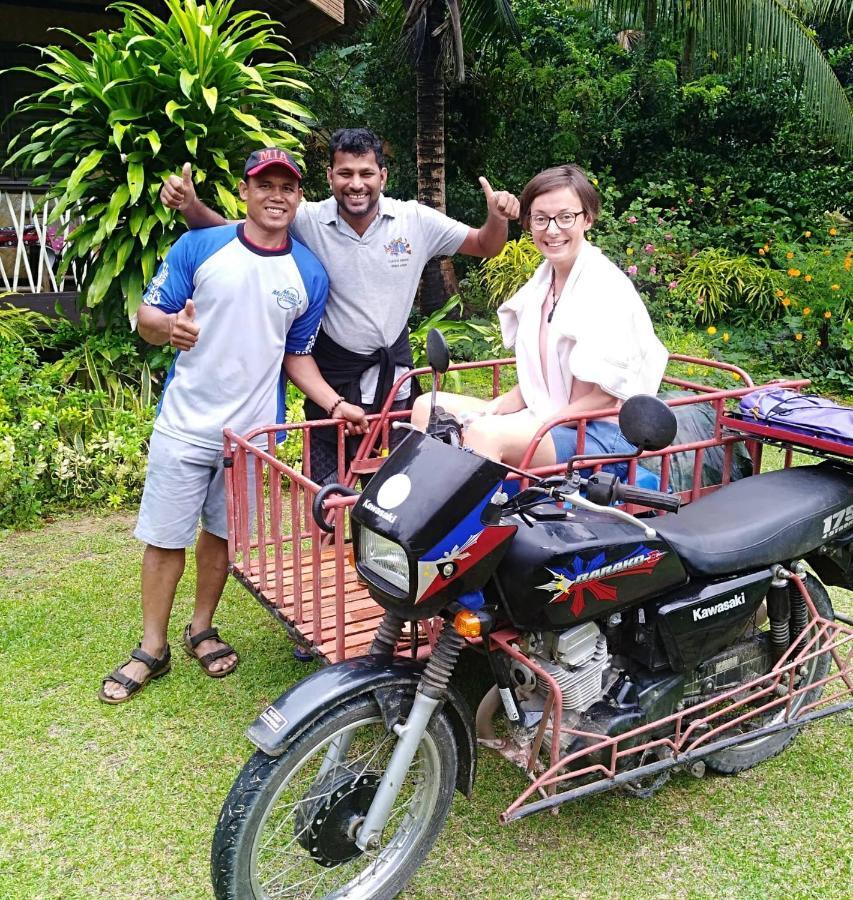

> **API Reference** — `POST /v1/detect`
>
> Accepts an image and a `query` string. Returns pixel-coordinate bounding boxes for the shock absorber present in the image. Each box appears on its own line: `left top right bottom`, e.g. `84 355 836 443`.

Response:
418 619 466 699
768 566 792 663
789 562 809 643
368 611 405 655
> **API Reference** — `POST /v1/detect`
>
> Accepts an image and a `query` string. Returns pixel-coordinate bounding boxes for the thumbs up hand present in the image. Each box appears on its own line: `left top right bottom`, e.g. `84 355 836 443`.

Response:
479 176 519 221
169 299 200 350
161 162 197 211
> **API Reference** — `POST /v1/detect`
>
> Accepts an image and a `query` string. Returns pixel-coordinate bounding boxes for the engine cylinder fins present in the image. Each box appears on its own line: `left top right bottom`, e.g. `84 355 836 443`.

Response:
535 635 609 711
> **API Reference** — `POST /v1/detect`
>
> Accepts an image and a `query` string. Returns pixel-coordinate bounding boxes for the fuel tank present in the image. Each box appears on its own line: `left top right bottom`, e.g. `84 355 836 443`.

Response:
494 509 688 630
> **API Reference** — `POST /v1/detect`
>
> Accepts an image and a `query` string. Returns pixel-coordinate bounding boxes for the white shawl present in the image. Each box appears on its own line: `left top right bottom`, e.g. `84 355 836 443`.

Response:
497 240 668 421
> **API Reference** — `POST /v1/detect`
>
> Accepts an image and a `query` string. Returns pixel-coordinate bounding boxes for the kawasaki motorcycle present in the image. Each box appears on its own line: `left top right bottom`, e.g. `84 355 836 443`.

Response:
212 332 853 899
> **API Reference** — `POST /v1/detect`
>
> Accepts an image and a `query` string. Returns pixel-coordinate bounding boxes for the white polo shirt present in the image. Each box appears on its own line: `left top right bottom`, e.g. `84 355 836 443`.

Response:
291 195 468 403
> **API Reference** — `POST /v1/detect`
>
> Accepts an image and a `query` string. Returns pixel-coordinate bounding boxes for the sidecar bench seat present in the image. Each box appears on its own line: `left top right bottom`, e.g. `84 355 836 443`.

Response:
654 462 852 577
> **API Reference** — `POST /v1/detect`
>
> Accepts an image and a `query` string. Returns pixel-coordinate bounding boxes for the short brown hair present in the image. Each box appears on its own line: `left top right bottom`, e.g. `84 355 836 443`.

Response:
519 164 600 229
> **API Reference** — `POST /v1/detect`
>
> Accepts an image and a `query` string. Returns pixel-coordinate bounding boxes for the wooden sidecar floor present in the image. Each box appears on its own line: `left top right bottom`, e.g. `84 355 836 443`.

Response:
233 547 428 664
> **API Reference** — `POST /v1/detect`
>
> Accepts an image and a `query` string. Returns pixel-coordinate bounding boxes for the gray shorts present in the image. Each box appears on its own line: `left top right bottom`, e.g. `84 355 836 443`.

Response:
135 430 229 548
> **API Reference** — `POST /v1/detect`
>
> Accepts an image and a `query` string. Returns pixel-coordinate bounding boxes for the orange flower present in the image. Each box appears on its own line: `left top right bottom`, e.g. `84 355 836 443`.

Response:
786 251 794 259
775 289 784 297
781 298 791 307
804 231 812 238
829 227 838 236
763 244 769 251
803 307 811 315
795 333 802 341
804 275 812 283
824 311 832 319
788 268 800 277
831 284 840 290
845 258 851 270
758 248 766 256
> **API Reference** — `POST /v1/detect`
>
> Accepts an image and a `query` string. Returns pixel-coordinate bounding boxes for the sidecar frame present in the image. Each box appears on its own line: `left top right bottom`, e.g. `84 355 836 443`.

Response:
222 354 821 664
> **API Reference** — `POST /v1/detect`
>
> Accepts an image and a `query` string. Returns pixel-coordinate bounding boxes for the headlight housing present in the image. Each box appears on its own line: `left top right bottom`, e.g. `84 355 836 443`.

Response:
359 528 409 593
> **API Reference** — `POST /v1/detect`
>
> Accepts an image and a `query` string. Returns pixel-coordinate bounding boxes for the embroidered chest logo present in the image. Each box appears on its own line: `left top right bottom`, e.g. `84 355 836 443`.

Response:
272 287 301 310
538 546 667 616
384 237 412 256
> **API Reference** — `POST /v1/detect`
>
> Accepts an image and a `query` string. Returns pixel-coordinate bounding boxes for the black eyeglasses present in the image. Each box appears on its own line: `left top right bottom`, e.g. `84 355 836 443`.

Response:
530 210 585 231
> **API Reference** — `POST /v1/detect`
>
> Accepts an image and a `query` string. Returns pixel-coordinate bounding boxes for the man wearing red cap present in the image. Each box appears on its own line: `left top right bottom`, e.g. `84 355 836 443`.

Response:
100 149 367 703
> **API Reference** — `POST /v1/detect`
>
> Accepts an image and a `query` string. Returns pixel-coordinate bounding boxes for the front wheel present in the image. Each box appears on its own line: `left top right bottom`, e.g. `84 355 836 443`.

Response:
212 694 458 900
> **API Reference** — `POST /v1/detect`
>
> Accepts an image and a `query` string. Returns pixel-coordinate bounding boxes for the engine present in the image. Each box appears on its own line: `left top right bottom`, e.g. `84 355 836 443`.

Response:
510 622 611 715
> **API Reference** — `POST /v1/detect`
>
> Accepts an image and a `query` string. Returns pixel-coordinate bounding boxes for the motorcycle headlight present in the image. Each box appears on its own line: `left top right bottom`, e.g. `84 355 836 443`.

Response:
359 528 409 593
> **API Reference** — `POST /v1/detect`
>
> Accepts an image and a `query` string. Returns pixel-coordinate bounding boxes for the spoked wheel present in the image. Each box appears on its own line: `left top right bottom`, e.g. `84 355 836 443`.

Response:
706 574 833 774
212 694 457 899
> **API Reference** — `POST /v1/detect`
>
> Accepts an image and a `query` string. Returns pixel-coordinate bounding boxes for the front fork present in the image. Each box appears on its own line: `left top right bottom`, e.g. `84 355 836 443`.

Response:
353 615 466 852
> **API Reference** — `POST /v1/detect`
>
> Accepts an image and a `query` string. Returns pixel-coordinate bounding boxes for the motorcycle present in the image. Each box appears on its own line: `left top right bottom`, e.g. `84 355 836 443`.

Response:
211 331 853 899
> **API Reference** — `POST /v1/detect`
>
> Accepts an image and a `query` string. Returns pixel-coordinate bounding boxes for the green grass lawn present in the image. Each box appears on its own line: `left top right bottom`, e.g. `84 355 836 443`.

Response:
1 510 851 899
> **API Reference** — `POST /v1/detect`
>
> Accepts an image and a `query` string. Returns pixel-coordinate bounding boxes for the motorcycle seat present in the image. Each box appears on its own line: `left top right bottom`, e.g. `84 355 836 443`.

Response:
654 461 852 577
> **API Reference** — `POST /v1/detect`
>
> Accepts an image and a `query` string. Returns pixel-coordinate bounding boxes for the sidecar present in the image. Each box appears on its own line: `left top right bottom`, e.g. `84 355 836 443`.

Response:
221 353 847 663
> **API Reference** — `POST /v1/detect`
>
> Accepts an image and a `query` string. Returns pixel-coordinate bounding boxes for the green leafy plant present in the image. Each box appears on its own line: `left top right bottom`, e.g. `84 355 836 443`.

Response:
0 298 49 344
481 235 542 306
4 0 313 324
672 248 778 323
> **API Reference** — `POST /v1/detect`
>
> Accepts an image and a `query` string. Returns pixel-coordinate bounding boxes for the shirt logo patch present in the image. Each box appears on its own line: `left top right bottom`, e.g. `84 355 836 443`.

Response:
143 262 170 306
273 287 301 310
384 237 412 257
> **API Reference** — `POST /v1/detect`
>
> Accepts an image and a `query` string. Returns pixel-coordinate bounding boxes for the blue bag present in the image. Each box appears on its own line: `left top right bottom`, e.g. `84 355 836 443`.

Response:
738 387 853 446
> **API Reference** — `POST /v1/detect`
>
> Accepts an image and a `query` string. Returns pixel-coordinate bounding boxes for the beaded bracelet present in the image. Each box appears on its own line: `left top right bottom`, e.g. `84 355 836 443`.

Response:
328 396 345 417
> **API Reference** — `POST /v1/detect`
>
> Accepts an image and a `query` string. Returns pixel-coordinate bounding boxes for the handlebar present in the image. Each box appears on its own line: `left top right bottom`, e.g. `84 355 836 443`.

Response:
613 481 682 513
311 483 359 534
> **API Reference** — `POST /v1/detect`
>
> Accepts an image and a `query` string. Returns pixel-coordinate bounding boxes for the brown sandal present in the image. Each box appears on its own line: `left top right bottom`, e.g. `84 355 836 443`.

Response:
98 644 171 704
183 624 239 678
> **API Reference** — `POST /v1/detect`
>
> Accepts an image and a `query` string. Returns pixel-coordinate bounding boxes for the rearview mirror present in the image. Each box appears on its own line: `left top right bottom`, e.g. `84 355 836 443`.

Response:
619 395 677 452
426 329 450 374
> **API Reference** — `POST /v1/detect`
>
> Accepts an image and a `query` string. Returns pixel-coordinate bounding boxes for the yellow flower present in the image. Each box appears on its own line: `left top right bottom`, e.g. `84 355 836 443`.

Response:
824 311 832 318
722 332 730 342
845 258 852 271
816 339 821 347
804 275 812 283
591 177 599 186
732 373 741 381
626 247 634 255
707 326 717 335
803 307 811 315
775 289 784 297
829 227 837 236
831 284 840 290
758 248 766 256
788 268 800 277
804 231 812 238
786 251 794 259
687 366 695 375
795 333 802 341
781 298 791 307
823 250 831 256
763 244 769 251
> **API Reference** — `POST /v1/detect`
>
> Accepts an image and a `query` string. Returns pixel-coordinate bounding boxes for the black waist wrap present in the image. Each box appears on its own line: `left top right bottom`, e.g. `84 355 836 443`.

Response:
304 326 419 438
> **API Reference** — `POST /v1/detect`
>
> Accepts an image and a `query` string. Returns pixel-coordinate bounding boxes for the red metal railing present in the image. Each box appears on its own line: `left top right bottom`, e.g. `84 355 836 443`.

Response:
222 356 815 662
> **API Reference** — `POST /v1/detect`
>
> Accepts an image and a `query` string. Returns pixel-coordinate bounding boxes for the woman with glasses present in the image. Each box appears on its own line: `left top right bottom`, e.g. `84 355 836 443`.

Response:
411 164 668 468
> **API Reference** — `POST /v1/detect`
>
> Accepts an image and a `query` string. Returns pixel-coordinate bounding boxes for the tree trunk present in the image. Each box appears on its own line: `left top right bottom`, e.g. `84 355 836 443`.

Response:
415 2 455 316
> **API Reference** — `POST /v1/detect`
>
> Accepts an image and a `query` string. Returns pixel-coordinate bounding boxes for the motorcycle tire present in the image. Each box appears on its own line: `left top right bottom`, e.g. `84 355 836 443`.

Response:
705 574 833 775
211 693 458 900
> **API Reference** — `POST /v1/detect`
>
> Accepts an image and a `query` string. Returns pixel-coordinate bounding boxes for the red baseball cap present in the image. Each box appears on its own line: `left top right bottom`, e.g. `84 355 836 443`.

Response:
243 148 303 181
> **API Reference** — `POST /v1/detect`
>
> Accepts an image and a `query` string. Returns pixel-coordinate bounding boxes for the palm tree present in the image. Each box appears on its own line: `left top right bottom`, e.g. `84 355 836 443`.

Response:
381 0 519 313
595 0 852 153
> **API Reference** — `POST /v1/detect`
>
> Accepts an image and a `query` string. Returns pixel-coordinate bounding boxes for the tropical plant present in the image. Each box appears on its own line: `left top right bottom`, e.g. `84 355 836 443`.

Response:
591 0 853 153
4 0 313 325
481 234 542 305
0 298 49 344
378 0 519 313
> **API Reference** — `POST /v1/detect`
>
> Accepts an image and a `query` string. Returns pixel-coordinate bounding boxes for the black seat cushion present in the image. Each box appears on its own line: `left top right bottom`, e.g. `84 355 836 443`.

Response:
655 462 852 577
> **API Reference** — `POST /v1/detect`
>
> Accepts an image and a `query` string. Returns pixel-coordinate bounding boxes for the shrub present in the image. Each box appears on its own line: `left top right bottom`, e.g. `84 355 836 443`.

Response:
5 0 312 325
481 235 542 305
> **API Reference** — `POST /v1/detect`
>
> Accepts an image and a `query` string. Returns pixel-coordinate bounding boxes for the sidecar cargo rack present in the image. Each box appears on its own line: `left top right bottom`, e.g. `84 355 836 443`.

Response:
223 355 815 664
719 412 853 461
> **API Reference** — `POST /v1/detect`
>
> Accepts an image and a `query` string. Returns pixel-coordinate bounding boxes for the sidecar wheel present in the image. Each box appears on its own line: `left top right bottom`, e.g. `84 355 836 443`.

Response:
705 574 833 775
211 694 457 899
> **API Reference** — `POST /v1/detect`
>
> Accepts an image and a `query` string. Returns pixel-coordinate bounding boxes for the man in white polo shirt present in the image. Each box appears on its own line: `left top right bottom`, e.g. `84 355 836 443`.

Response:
100 149 366 703
161 128 519 483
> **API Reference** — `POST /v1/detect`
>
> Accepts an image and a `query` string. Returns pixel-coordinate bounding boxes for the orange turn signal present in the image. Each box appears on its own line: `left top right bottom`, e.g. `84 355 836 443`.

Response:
453 610 482 638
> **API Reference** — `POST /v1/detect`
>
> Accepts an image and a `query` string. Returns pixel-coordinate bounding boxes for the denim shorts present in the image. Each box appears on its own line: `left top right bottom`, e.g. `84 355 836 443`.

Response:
135 429 230 548
550 420 637 480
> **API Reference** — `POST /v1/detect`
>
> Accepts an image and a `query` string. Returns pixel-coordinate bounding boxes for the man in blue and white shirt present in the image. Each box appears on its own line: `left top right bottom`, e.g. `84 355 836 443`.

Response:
100 149 366 703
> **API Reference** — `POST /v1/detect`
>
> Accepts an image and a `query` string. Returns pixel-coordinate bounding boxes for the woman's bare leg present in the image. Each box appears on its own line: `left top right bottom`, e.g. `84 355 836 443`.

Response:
464 410 559 467
410 391 491 431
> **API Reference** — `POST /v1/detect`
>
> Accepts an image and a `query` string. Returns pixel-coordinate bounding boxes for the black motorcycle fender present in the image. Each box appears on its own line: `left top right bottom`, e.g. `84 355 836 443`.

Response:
246 654 477 797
